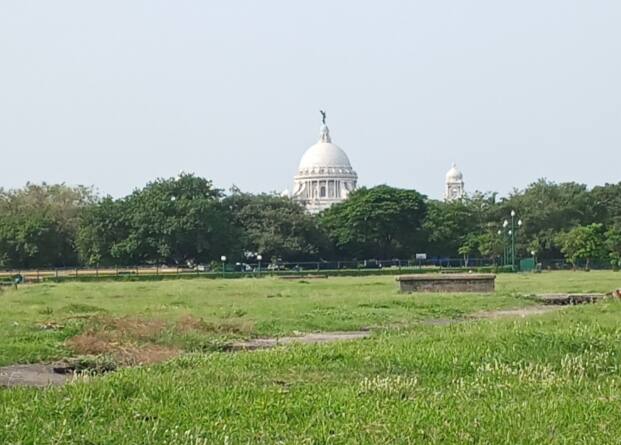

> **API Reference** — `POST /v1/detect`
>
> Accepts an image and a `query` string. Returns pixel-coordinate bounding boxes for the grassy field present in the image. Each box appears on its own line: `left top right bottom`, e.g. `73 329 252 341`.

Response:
1 271 621 443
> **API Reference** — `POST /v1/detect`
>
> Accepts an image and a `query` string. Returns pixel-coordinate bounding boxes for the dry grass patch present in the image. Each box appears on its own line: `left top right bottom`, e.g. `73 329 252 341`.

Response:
66 332 179 366
86 316 167 340
65 315 178 366
64 314 255 366
175 314 255 335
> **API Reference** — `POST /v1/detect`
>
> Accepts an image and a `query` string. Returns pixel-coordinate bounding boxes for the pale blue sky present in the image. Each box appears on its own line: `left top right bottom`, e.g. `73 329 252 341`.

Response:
1 1 620 199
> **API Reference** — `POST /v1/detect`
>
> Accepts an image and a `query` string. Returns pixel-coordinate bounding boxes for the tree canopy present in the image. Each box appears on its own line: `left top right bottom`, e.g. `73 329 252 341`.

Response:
77 174 236 266
223 191 329 262
1 177 621 269
319 185 427 259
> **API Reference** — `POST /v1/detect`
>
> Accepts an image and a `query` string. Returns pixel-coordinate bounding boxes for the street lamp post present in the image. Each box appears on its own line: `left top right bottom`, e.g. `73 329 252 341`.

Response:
508 210 523 271
502 219 509 266
497 230 503 266
511 210 516 271
257 254 262 275
220 255 227 278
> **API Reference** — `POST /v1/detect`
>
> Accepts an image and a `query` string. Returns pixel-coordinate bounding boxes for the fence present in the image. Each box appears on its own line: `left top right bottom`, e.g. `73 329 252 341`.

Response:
0 258 614 284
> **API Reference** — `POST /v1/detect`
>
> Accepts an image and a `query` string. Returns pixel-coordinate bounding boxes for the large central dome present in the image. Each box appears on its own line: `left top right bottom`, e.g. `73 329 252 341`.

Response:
298 125 353 174
292 113 358 214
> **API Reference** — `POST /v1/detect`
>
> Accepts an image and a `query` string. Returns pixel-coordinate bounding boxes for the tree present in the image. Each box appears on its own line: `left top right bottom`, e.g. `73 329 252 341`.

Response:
76 197 132 265
557 224 606 270
590 182 621 228
458 234 479 267
77 174 238 266
424 192 496 257
497 179 594 259
224 191 329 262
604 226 621 270
476 232 503 264
0 183 97 268
319 185 427 259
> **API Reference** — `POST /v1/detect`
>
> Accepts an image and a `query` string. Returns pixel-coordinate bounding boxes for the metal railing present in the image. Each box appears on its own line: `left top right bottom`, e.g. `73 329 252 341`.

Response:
0 258 613 283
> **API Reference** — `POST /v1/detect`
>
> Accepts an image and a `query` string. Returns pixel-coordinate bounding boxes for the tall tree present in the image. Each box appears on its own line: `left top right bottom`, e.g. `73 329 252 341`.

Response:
77 174 237 266
590 182 621 228
224 191 329 262
604 226 621 270
557 224 606 269
424 192 496 257
0 183 97 268
319 185 427 259
498 179 593 259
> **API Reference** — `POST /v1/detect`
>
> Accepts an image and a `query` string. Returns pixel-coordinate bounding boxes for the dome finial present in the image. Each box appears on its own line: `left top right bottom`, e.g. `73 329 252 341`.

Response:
318 109 331 143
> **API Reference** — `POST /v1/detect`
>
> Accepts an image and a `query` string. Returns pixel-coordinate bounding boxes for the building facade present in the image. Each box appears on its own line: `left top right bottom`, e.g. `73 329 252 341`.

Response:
444 163 465 201
291 116 357 214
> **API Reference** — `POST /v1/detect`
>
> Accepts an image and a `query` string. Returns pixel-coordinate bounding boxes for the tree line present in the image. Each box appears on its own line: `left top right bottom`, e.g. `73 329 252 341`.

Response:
0 174 620 269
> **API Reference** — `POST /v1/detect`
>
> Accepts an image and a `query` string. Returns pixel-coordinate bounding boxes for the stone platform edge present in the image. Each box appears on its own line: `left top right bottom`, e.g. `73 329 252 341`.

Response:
396 273 496 281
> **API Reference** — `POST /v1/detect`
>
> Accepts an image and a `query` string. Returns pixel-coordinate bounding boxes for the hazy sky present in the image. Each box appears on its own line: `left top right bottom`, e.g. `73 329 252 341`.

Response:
1 1 620 199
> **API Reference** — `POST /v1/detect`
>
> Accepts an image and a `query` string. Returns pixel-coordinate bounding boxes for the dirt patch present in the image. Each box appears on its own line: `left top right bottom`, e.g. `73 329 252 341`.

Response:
229 331 371 351
472 305 563 319
423 305 564 326
0 364 71 388
533 293 607 305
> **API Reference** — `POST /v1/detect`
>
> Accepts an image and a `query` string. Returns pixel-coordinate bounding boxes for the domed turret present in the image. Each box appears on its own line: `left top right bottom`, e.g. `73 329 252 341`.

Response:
292 112 358 213
444 163 465 201
446 163 463 181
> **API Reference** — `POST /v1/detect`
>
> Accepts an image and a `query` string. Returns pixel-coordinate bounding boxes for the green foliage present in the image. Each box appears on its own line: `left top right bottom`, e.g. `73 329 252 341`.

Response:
223 191 329 261
0 183 96 268
604 226 621 269
3 177 621 268
424 192 496 257
497 179 595 258
590 182 621 228
426 180 621 265
320 185 427 259
77 174 237 266
457 233 479 266
557 224 607 269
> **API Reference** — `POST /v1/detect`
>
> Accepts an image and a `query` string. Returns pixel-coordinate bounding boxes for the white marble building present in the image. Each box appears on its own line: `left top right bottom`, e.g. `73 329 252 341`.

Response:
291 114 357 213
444 163 465 201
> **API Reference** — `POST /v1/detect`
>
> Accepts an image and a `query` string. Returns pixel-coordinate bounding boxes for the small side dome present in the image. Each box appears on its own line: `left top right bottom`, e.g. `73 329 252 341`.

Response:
446 163 463 182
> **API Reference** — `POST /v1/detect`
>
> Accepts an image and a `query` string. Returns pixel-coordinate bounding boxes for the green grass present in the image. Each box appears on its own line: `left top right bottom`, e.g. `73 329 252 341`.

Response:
1 271 620 444
0 273 550 367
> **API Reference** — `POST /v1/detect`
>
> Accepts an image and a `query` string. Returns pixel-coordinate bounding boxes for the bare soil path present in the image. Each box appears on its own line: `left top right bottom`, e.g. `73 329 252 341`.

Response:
0 364 71 388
